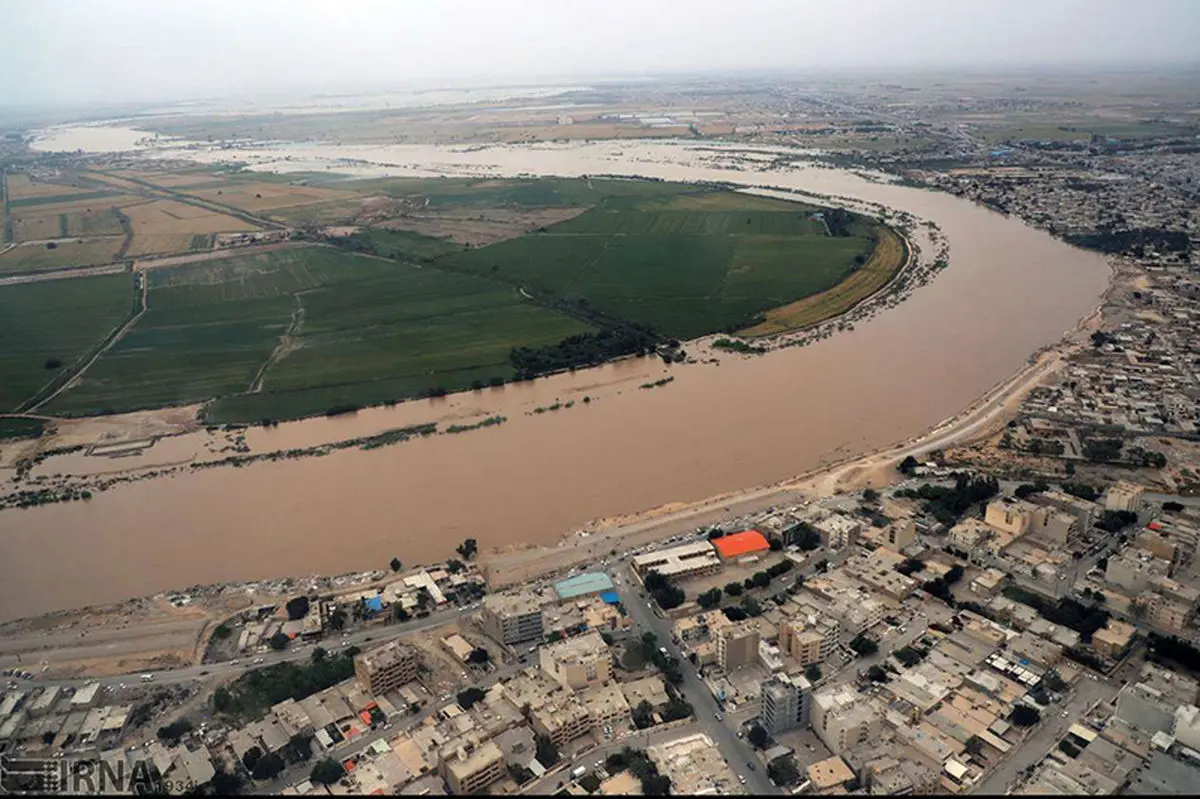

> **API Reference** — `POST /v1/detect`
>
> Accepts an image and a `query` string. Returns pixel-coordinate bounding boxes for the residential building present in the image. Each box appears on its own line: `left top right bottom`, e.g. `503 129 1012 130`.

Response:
759 672 812 734
530 694 592 747
812 686 881 755
438 737 505 795
1136 591 1193 634
539 631 612 691
885 519 917 551
1105 550 1171 595
1030 507 1079 546
970 568 1006 597
355 640 420 696
778 613 839 666
1034 490 1099 534
1106 481 1146 513
631 541 722 582
807 756 857 793
620 676 670 712
717 621 761 672
813 514 863 550
581 682 629 730
481 590 545 646
984 497 1038 536
1093 620 1136 660
949 518 994 555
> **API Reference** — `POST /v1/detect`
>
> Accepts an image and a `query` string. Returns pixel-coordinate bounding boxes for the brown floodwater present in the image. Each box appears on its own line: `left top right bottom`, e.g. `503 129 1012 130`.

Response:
0 140 1112 621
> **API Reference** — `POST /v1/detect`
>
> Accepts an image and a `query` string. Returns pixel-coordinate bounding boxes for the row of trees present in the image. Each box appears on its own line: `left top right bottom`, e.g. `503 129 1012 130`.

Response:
894 474 1000 525
510 325 660 380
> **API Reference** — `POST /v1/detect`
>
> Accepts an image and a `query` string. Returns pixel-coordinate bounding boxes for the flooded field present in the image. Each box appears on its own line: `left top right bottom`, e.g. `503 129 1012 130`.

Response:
0 138 1112 621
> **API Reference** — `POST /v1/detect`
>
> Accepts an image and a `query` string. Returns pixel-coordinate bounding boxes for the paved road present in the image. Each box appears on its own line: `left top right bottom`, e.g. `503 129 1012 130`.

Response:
971 675 1118 795
612 560 777 795
22 606 474 690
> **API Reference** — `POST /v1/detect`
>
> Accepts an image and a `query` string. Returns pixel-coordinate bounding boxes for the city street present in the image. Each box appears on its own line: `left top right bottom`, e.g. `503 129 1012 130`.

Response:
612 559 778 795
971 674 1118 795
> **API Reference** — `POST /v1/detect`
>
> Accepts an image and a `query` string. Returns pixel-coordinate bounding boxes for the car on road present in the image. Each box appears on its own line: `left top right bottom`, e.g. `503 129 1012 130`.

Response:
738 775 746 784
714 712 723 721
746 762 755 771
230 660 240 666
253 657 264 664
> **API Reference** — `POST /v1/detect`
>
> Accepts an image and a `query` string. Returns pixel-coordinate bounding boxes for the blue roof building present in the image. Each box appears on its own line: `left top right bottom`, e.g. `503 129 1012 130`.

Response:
363 596 384 613
554 572 615 601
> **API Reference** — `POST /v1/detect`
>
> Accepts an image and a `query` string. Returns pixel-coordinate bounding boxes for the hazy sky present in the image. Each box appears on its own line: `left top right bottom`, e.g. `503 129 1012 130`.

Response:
3 0 1199 107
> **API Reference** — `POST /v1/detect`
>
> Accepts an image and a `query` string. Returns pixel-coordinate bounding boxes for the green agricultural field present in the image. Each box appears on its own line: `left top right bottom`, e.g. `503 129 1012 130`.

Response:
437 189 878 339
43 245 590 421
22 177 895 423
0 273 135 412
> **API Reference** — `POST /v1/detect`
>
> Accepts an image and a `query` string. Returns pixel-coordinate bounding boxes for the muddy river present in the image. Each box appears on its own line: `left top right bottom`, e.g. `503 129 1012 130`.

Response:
0 139 1112 621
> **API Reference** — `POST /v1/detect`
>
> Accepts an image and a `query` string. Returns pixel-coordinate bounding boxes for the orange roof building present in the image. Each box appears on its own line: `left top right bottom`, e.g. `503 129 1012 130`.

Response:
713 530 770 559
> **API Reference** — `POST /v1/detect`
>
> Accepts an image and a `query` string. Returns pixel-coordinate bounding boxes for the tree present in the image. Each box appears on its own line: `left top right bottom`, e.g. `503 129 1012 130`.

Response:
751 571 772 589
213 687 234 714
805 664 822 682
697 588 723 609
457 538 478 560
535 734 560 768
944 564 965 585
242 746 263 771
769 538 783 551
898 455 919 475
850 633 879 657
748 724 769 749
867 664 890 682
211 769 244 795
394 606 410 622
580 773 602 792
768 757 800 787
311 646 326 662
467 648 490 665
446 558 465 574
725 582 744 597
632 699 655 729
329 609 347 631
285 596 310 621
863 488 879 503
310 759 344 786
251 752 285 781
390 557 403 573
742 596 764 617
157 719 193 744
269 632 290 651
1164 501 1185 513
965 735 984 756
213 623 232 639
796 527 822 551
1011 705 1040 727
457 687 487 709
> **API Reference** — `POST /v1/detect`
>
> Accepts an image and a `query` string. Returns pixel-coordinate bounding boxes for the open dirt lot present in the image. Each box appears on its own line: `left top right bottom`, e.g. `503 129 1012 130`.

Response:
189 182 362 214
379 206 587 246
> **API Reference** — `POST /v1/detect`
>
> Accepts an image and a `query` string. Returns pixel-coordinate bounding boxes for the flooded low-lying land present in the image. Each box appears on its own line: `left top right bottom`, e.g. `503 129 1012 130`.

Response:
0 137 1112 621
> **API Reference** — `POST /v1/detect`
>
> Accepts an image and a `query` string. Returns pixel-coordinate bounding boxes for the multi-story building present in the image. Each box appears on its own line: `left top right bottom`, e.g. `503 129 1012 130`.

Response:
631 541 722 583
354 640 419 696
438 736 506 795
1136 591 1192 634
1105 481 1146 513
717 621 761 672
759 672 812 734
948 518 994 556
985 497 1038 536
481 591 545 646
813 515 863 551
778 614 839 667
811 686 880 755
530 694 593 747
539 631 612 691
884 519 916 551
1029 507 1079 547
1034 490 1099 532
1092 620 1137 660
1105 550 1171 595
